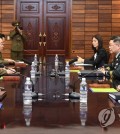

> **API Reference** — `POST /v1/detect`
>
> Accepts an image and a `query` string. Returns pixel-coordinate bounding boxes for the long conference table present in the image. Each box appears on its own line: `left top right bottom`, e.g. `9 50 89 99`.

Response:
0 56 120 131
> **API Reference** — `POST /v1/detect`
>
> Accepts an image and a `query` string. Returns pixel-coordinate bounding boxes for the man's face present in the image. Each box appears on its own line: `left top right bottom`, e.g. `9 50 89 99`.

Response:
0 38 4 52
109 40 120 54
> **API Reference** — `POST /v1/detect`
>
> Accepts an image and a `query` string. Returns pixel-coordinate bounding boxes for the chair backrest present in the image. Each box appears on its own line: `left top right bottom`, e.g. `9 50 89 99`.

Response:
106 51 111 64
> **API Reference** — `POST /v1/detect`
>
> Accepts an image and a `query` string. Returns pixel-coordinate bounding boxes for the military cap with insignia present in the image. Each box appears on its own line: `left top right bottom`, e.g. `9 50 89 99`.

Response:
11 21 20 27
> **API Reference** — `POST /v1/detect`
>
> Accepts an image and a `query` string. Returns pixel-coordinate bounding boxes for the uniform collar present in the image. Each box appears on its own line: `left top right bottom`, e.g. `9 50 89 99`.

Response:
116 52 120 58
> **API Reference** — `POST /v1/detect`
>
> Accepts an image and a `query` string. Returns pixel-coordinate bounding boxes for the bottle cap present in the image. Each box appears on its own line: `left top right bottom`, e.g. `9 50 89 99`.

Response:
66 61 69 66
32 61 34 64
25 119 31 126
82 77 86 82
81 120 86 126
26 77 30 81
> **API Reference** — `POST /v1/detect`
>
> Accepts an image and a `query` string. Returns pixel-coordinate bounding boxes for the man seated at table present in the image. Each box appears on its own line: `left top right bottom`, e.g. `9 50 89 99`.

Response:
0 33 16 75
100 36 120 90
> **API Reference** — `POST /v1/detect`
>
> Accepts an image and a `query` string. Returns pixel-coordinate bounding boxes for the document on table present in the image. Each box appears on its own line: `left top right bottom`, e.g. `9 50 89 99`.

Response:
70 70 80 73
90 88 118 93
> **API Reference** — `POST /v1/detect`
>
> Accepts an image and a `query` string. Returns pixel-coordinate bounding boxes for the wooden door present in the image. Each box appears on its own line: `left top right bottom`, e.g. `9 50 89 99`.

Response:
16 0 71 60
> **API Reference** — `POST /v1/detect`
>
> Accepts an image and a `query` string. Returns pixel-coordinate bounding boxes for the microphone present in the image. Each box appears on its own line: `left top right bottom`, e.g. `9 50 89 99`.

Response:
78 69 104 78
21 58 32 65
69 57 78 65
69 67 105 98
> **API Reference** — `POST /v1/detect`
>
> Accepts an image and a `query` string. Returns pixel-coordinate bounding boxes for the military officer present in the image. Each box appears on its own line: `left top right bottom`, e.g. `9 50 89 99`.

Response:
9 21 27 60
0 33 16 75
100 36 120 90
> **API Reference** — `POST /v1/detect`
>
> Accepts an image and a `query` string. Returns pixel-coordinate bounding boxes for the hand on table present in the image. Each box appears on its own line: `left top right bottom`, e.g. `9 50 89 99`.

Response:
77 56 84 63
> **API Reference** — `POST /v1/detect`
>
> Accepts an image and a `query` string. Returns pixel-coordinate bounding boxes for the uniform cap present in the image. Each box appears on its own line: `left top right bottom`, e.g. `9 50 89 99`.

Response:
12 21 20 27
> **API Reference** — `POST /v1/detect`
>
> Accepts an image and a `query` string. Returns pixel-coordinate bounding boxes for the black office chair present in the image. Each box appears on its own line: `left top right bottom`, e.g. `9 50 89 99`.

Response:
106 51 111 64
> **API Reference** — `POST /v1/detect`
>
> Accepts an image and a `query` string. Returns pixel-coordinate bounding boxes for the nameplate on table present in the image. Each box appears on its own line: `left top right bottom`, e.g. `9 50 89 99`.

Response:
74 62 93 66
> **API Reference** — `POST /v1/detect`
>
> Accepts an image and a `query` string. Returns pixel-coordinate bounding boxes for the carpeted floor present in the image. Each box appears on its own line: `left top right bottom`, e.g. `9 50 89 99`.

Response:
0 126 120 134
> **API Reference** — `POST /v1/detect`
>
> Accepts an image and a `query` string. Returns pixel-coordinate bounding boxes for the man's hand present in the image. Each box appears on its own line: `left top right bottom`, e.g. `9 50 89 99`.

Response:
6 68 16 74
117 85 120 91
98 66 106 74
4 58 15 63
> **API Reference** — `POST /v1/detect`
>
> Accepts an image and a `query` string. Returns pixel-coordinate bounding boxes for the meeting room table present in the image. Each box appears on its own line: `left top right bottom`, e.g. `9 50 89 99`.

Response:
0 56 120 130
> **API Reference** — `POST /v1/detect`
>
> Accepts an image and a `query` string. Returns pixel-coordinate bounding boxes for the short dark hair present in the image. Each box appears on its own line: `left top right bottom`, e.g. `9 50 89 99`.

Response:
113 36 120 45
110 35 119 40
92 34 103 52
0 33 5 39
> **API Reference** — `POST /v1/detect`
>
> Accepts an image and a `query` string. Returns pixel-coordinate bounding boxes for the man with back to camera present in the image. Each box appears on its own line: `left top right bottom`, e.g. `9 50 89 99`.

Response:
0 33 16 75
9 21 27 61
100 36 120 90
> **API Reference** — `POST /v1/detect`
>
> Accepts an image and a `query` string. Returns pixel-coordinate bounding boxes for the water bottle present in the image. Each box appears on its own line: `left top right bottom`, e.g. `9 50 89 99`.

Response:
34 54 38 66
24 77 32 92
39 56 42 75
65 61 70 79
80 78 88 104
23 77 32 105
80 102 87 126
23 105 32 126
55 54 59 72
30 62 36 78
65 77 70 89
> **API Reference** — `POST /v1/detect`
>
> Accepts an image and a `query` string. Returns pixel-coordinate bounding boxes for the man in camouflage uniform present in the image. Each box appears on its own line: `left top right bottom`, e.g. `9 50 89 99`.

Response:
10 21 27 60
0 33 16 75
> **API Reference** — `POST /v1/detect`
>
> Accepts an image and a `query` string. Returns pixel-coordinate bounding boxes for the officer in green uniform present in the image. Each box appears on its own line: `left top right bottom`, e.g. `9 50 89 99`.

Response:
100 36 120 90
0 33 16 76
9 21 27 61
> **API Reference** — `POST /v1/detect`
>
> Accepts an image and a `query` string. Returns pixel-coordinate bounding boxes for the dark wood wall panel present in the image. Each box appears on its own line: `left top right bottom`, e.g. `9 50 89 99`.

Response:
0 0 120 60
84 0 98 58
0 0 14 58
112 0 120 36
72 0 114 60
0 0 2 32
72 0 85 58
99 2 112 55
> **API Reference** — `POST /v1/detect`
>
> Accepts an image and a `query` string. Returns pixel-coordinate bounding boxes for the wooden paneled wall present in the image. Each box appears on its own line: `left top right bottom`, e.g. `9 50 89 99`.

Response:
0 0 120 59
72 0 113 58
0 0 14 58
